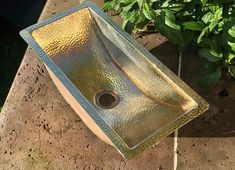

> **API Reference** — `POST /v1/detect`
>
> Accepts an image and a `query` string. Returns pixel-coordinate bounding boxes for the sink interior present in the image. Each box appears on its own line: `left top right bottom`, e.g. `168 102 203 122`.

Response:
31 8 198 148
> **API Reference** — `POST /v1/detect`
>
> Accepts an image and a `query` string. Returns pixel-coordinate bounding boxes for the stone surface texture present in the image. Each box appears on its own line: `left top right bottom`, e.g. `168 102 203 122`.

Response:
0 0 234 170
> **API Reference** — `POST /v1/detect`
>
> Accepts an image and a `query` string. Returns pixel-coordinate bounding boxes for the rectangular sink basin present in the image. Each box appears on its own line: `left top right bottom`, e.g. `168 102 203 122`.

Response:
20 2 209 159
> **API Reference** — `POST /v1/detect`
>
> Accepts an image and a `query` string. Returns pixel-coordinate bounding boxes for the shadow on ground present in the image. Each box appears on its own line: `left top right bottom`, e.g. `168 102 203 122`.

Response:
0 17 26 107
151 42 235 138
0 1 46 109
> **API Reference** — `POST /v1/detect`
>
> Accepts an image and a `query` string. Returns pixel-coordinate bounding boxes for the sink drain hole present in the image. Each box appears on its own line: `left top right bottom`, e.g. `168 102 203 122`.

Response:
95 90 119 109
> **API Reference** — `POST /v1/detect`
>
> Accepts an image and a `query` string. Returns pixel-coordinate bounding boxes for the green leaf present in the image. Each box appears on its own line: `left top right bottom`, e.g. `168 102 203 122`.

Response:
103 0 120 11
181 11 191 17
200 38 219 51
209 20 218 31
228 25 235 38
228 41 235 52
218 20 224 31
165 17 181 30
121 0 137 11
123 10 139 23
104 0 235 82
102 1 115 12
162 10 180 30
137 0 144 8
199 48 222 62
142 2 156 20
154 13 184 46
168 2 184 12
120 0 134 6
226 53 235 63
229 66 235 77
206 7 223 31
162 9 176 21
122 20 135 33
135 11 149 30
199 67 222 87
197 27 209 43
201 12 214 24
208 4 221 13
182 21 204 31
200 0 208 5
214 7 223 20
114 3 120 11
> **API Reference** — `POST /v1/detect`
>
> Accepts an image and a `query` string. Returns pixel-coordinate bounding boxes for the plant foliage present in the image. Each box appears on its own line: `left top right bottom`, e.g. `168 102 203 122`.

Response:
103 0 235 86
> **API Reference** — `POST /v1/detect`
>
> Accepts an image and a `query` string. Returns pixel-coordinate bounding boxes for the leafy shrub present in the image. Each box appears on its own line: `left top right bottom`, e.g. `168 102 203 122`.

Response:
103 0 235 86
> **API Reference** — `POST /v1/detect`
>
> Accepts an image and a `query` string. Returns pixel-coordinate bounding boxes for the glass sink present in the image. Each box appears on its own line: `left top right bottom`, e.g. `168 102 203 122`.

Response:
20 2 209 159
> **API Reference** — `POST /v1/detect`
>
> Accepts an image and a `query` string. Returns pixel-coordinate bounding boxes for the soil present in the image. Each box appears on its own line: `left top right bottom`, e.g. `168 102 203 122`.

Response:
151 43 235 169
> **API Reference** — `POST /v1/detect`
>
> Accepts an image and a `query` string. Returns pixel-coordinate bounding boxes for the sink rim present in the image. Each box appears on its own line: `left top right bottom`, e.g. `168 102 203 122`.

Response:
20 2 209 159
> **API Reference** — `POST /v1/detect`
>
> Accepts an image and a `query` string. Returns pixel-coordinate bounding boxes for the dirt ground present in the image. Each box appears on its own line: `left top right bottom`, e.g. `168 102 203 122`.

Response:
151 42 235 169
